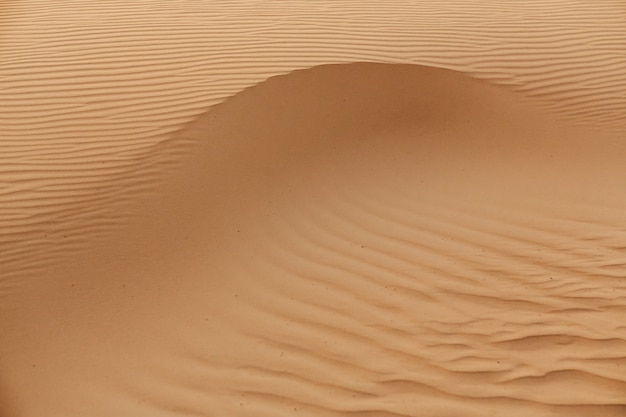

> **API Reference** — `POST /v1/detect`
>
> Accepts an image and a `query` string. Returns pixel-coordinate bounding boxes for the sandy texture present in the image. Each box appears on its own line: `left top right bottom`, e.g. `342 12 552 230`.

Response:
1 1 626 416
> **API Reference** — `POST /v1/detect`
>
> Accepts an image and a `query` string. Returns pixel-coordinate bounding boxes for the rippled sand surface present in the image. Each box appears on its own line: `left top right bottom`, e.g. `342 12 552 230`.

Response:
1 2 626 416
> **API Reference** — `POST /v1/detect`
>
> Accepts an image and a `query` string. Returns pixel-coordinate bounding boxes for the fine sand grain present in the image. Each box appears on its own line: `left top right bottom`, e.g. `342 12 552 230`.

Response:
1 2 626 417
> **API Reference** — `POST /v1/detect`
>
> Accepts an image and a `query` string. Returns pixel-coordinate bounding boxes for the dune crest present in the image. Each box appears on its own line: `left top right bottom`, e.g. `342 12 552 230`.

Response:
2 63 625 416
2 0 626 275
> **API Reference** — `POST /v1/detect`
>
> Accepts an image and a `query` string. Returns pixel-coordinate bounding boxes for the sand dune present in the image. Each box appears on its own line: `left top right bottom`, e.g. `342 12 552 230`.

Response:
3 63 626 416
1 1 626 416
2 0 626 272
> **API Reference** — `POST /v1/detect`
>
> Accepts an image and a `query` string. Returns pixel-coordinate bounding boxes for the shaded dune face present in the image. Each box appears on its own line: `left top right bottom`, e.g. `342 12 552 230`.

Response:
2 64 626 416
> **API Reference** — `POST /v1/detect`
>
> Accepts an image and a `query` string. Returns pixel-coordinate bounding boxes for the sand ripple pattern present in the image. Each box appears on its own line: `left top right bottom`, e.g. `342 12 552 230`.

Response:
207 183 626 416
3 63 624 416
1 0 626 275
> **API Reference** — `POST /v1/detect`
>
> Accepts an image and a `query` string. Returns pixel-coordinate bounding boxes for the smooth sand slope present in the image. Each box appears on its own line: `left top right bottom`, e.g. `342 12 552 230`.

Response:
2 0 626 264
3 63 626 416
1 1 626 416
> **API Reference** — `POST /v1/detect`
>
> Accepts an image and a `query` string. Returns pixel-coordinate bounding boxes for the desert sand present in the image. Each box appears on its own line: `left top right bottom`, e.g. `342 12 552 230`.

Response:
1 1 626 417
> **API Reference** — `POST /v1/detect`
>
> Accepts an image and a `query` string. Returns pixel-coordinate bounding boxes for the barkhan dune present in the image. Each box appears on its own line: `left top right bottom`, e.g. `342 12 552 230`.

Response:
1 2 626 417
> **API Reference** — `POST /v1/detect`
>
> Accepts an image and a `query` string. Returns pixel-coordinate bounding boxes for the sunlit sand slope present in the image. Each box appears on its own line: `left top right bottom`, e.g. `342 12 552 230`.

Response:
1 1 626 276
2 64 625 416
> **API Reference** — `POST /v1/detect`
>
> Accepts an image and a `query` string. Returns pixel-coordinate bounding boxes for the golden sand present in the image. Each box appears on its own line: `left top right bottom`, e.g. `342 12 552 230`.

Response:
1 2 626 416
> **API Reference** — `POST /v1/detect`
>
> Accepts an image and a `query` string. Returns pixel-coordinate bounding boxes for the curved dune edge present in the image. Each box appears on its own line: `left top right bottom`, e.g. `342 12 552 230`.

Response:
2 63 626 416
2 0 626 270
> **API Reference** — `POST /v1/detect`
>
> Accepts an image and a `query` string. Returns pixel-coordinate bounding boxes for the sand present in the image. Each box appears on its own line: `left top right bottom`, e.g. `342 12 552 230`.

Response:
1 2 626 417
